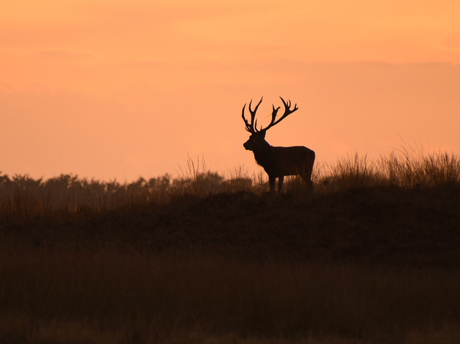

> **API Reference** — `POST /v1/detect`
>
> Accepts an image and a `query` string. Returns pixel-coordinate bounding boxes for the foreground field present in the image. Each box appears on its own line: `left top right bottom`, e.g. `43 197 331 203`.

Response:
1 245 459 344
1 151 460 343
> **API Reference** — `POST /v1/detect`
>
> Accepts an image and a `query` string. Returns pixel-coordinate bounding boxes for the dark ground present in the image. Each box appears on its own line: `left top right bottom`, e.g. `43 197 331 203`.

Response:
2 184 460 268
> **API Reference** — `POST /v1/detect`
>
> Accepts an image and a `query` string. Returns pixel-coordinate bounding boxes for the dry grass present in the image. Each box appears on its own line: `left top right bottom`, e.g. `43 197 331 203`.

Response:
0 149 457 218
1 149 459 216
1 149 460 343
311 148 460 194
382 147 460 188
1 244 459 343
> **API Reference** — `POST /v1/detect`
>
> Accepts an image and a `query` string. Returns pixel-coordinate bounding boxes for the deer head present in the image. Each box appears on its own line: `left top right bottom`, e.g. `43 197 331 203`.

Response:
242 97 298 151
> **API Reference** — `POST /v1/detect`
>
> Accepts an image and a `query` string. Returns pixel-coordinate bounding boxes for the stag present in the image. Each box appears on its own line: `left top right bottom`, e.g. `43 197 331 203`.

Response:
242 97 315 193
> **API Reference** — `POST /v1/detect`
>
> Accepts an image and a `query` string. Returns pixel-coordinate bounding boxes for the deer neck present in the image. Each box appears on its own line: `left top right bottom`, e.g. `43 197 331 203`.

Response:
252 140 275 167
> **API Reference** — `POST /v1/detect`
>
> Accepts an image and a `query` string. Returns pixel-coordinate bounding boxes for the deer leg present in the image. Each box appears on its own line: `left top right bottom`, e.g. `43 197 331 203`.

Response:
278 176 284 193
269 176 276 193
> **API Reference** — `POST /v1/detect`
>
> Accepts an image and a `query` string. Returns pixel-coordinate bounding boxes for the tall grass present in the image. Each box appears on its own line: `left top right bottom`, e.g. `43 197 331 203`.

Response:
383 147 460 188
1 149 460 343
0 158 255 217
2 149 459 217
313 148 460 193
314 154 383 192
173 155 255 196
1 244 459 343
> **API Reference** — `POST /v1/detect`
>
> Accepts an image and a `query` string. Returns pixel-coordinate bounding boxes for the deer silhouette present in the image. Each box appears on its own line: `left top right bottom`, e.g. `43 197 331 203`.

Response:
242 97 315 193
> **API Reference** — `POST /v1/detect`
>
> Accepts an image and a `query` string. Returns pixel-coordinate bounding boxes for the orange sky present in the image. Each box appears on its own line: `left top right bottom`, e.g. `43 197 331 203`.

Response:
1 1 460 181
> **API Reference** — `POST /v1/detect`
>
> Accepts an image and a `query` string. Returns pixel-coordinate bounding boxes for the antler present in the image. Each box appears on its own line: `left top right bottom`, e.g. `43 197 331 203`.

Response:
242 97 263 133
260 97 298 132
242 97 298 133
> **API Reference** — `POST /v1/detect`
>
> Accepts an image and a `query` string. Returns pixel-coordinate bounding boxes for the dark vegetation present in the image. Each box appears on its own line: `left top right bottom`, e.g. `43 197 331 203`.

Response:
1 149 460 343
3 181 459 268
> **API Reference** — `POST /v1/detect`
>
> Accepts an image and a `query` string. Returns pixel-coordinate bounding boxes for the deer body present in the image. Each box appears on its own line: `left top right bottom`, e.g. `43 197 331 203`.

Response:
242 97 315 193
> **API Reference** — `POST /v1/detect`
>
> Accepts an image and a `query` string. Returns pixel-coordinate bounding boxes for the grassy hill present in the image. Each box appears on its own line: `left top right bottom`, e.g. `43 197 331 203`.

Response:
5 183 459 268
1 151 460 343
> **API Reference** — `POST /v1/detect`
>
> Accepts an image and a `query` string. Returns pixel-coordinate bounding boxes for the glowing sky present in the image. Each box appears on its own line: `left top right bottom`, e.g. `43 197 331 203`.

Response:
1 1 460 181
